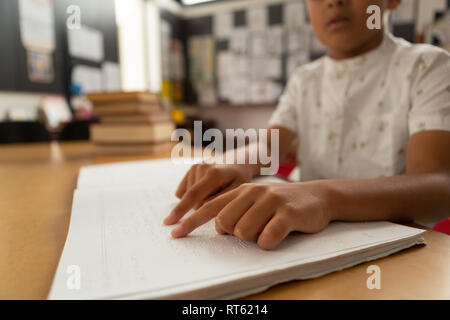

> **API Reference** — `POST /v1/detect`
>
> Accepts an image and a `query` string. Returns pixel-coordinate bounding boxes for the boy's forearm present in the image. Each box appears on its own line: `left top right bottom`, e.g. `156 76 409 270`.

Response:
321 172 450 224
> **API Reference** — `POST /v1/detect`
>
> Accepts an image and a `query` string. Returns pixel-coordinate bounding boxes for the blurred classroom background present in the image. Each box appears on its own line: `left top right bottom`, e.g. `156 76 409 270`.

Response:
0 0 449 148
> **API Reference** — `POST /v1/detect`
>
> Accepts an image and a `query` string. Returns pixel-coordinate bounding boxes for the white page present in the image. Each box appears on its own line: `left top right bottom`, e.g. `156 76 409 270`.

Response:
50 181 425 299
77 159 193 190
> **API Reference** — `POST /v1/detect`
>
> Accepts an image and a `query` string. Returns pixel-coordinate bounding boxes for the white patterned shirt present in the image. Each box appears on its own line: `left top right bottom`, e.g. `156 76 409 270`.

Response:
269 31 450 181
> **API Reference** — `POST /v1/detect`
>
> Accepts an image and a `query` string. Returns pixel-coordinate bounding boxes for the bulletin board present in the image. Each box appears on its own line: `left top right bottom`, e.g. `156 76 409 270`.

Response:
0 0 119 97
182 0 418 106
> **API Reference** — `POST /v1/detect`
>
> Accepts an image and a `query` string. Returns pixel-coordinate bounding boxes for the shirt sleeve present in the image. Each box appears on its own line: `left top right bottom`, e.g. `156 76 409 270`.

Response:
267 73 301 135
409 49 450 136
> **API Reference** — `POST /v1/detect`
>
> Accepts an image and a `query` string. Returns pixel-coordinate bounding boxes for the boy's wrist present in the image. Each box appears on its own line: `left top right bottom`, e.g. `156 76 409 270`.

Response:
315 180 345 222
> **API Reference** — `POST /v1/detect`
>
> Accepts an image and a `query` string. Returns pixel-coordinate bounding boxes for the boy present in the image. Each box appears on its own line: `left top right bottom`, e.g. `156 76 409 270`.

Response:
164 0 450 250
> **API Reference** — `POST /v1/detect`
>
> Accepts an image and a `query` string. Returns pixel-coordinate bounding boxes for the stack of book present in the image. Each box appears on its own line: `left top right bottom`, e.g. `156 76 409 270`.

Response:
87 92 174 155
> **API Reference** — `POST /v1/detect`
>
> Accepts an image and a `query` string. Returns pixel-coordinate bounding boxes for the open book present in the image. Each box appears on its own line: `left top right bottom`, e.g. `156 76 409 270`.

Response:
49 159 426 299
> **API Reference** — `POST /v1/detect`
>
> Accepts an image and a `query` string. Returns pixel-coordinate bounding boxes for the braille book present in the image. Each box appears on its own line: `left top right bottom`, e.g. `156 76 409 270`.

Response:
49 159 426 299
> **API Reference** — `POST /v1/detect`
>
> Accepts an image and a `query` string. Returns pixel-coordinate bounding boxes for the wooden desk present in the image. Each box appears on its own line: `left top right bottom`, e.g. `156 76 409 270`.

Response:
0 142 449 300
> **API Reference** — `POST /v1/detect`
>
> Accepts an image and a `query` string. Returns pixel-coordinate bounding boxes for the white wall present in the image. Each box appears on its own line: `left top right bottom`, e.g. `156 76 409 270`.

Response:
115 0 147 92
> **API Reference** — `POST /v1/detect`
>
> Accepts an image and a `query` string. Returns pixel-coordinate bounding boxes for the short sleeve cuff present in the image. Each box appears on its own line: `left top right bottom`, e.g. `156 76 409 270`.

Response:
268 109 298 134
409 113 450 135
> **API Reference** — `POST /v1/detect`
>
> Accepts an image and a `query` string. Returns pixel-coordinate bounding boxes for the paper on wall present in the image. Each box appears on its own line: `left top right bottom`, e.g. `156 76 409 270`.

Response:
250 57 267 80
249 32 266 57
217 51 234 79
161 20 172 80
72 65 103 93
102 62 121 92
250 81 267 104
18 0 55 53
68 26 104 62
266 26 285 56
287 27 311 53
189 36 215 85
27 50 54 83
285 1 306 28
196 83 217 107
265 81 283 103
266 57 283 79
230 28 249 54
229 76 249 105
214 12 233 39
250 80 283 104
248 6 267 31
218 77 232 101
236 55 250 76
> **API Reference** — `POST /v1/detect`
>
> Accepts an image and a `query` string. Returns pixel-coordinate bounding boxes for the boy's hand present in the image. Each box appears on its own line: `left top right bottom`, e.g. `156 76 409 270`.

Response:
169 182 332 250
163 163 254 226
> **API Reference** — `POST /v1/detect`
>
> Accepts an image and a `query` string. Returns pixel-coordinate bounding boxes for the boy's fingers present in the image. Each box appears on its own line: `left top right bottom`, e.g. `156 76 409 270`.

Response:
171 189 240 238
195 180 241 209
175 171 189 199
164 175 225 225
214 194 255 235
187 169 196 191
233 199 276 242
257 215 292 250
215 220 228 235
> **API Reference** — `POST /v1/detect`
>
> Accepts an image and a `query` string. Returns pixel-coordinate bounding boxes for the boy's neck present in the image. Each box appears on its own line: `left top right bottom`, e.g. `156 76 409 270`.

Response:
328 30 385 61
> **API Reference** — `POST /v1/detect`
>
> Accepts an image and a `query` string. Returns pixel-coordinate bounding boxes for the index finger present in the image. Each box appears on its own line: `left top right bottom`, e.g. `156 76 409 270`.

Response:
171 188 240 238
164 174 229 225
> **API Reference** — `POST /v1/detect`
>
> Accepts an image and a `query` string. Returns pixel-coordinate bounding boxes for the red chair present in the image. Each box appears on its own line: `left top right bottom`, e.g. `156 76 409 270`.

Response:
433 219 450 235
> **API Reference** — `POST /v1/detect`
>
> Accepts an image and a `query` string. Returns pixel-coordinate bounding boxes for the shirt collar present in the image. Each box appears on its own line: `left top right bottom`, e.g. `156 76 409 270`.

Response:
324 30 395 74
